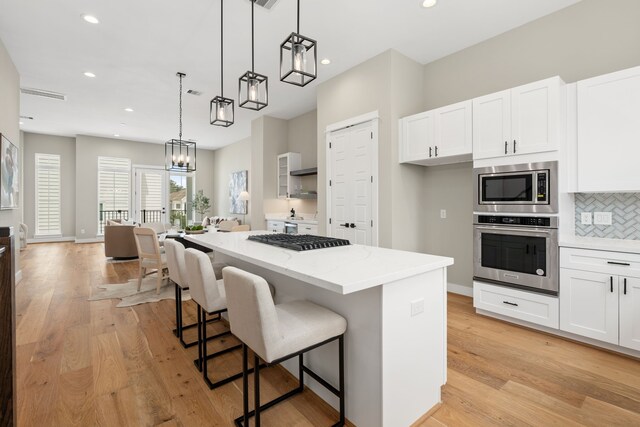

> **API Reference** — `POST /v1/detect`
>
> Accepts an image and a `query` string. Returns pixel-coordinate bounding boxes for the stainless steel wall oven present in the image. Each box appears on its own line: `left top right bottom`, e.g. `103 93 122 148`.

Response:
473 214 559 295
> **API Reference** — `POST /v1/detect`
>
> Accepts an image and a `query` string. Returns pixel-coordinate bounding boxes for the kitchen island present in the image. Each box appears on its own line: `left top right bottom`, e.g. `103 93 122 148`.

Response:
186 231 453 427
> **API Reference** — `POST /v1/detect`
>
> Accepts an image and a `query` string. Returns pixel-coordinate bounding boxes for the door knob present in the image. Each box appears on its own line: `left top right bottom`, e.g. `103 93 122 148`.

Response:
339 223 349 228
349 223 356 228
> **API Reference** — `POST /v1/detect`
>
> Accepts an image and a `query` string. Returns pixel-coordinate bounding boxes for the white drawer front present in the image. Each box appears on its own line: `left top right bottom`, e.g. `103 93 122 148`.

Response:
473 281 559 329
299 224 318 235
560 247 640 278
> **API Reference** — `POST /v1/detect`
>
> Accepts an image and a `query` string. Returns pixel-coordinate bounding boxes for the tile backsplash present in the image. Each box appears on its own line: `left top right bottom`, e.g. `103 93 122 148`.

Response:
575 193 640 240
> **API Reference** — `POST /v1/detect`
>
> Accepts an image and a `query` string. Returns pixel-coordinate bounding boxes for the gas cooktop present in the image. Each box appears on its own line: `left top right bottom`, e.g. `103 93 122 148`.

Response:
247 234 351 251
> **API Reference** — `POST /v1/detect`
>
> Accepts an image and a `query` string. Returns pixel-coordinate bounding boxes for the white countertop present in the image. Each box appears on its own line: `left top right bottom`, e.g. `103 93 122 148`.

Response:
560 235 640 255
186 231 453 295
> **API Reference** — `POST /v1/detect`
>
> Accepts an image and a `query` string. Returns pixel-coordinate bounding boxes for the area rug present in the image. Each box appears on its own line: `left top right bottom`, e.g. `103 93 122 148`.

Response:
89 276 191 307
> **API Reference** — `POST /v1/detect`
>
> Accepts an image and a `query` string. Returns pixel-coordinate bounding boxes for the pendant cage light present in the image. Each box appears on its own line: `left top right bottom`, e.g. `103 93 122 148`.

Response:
239 0 268 111
166 72 197 172
280 0 317 87
211 0 234 127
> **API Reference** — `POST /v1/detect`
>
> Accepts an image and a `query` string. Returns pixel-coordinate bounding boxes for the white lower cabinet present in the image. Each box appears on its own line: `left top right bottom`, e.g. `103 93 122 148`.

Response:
266 220 284 233
298 224 318 235
560 247 640 352
473 281 559 329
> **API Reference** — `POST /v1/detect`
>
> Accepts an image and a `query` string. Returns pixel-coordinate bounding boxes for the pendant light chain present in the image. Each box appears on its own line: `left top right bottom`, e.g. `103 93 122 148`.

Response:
251 0 255 72
221 0 224 95
178 72 183 140
297 0 300 34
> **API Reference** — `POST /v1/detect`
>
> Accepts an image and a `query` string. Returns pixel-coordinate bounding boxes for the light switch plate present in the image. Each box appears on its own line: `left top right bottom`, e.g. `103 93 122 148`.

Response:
594 212 612 225
580 212 592 225
440 209 447 219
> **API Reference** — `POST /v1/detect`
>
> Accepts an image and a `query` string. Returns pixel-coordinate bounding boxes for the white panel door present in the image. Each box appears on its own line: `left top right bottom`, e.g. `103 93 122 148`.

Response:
330 130 352 242
577 65 640 192
330 121 374 245
620 276 640 351
559 269 619 345
400 111 435 162
472 89 511 160
134 168 167 224
511 76 560 156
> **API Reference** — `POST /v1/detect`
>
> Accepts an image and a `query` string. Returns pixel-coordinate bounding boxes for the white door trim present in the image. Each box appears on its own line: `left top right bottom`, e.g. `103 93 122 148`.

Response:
326 115 379 247
325 110 379 134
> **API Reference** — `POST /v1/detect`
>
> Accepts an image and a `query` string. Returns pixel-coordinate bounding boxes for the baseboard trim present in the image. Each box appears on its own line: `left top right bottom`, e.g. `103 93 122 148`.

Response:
15 270 22 284
447 282 473 297
27 236 76 244
411 402 442 426
75 237 104 244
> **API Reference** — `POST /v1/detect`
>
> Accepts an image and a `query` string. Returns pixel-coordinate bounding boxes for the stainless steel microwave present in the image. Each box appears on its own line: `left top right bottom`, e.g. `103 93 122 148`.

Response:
473 161 558 213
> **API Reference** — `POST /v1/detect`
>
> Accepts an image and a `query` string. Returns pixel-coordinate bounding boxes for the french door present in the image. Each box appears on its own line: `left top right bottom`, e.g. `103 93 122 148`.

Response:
133 167 167 224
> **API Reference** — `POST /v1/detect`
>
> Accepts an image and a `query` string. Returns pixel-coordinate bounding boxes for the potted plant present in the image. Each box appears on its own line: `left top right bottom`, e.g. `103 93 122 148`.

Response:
192 190 211 222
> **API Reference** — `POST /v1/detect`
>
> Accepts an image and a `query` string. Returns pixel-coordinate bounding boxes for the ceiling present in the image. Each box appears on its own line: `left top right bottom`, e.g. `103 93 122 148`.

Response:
0 0 580 149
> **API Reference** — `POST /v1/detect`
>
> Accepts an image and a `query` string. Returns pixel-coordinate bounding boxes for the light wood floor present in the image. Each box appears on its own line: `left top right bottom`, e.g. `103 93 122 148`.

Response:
15 242 640 426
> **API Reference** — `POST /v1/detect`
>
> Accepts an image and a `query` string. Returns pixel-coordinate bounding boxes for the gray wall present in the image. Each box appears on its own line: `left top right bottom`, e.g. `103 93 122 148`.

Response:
211 137 251 223
286 110 318 216
74 134 215 239
316 50 426 251
420 0 640 288
22 133 76 239
0 36 22 275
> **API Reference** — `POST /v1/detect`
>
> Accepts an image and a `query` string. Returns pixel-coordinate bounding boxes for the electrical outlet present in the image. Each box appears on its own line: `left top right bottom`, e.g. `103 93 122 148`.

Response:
580 212 592 225
440 209 447 219
410 298 425 317
594 212 612 225
80 229 85 234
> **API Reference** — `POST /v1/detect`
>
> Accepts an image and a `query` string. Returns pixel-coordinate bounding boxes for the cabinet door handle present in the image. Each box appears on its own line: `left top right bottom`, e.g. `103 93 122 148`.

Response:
513 139 517 153
435 146 438 157
607 261 630 266
505 141 508 155
624 278 627 295
610 276 614 293
503 301 518 307
429 146 432 158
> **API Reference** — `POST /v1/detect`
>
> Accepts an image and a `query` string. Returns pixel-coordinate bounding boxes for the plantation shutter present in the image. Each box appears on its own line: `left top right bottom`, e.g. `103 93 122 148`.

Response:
35 153 62 236
98 157 131 231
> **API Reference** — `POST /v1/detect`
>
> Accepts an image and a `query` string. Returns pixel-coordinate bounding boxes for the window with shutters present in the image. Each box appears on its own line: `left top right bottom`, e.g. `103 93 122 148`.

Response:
35 153 62 236
98 156 131 234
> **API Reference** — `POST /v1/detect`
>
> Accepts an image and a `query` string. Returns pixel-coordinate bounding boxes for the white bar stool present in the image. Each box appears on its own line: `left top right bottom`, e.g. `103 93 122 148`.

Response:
165 239 228 348
184 248 254 389
222 266 347 427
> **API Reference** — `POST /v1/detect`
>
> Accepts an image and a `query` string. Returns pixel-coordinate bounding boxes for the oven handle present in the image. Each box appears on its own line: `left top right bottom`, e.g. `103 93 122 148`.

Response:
474 225 553 234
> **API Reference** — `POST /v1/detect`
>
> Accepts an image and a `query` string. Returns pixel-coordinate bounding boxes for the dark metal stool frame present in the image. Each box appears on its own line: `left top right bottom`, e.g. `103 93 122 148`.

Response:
193 304 265 389
236 334 345 427
172 280 221 349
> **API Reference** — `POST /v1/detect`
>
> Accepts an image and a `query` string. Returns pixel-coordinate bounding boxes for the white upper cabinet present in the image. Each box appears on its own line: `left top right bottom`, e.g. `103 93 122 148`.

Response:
577 66 640 192
277 152 301 199
399 100 471 166
473 76 564 160
400 110 435 163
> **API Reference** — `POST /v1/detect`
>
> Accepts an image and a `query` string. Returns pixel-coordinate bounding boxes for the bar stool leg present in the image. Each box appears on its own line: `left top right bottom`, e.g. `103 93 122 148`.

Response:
339 335 345 426
254 353 261 427
298 353 304 392
174 283 180 337
202 308 208 380
196 306 203 372
242 344 249 427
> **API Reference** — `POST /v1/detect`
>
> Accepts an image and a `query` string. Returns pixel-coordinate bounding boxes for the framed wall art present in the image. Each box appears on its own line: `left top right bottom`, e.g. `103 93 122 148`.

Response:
229 170 247 215
0 134 19 210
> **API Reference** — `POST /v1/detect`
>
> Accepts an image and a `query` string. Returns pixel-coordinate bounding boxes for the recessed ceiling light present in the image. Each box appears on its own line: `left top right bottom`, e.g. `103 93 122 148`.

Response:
422 0 437 8
82 14 100 24
321 58 331 65
114 134 120 137
84 72 96 78
124 108 134 112
19 121 24 125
